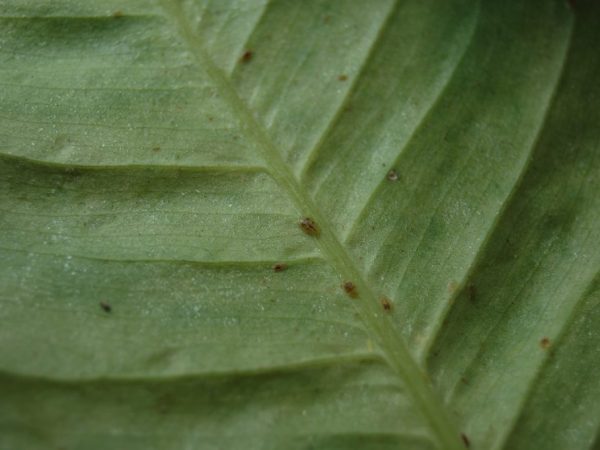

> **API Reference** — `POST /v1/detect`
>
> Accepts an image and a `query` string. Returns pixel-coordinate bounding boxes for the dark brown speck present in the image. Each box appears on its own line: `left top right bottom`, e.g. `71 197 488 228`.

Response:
241 50 253 63
381 297 393 312
540 337 550 349
299 217 320 237
343 281 358 298
386 169 398 181
273 263 288 272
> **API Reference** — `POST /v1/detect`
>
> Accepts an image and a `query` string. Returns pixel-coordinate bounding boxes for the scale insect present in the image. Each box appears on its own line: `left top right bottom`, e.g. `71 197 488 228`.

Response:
540 337 550 349
380 297 393 312
299 217 320 237
240 50 253 63
342 281 358 298
272 263 288 272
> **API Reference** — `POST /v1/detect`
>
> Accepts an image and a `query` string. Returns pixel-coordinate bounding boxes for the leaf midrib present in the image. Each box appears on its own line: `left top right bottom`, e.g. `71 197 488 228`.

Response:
159 1 463 448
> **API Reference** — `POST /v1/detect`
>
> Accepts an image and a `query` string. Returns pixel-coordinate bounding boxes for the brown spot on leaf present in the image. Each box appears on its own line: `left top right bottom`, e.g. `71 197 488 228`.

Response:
299 217 320 237
386 169 399 181
343 281 358 298
380 297 393 312
152 146 160 152
240 50 253 63
540 337 551 349
273 263 287 272
338 74 348 81
113 10 123 18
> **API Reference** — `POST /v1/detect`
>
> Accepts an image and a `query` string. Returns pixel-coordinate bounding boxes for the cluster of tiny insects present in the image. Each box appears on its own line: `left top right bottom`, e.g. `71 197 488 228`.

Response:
297 217 393 312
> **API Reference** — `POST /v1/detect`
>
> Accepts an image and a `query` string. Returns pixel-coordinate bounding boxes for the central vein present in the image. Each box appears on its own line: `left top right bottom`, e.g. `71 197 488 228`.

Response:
160 1 464 448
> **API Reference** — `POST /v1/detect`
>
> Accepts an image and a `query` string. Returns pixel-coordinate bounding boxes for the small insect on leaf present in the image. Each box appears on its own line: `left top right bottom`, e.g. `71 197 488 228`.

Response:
386 169 399 181
338 74 348 81
299 217 320 237
272 263 288 272
540 337 551 350
112 10 123 18
461 433 470 448
380 297 393 312
343 281 358 298
99 302 112 313
240 50 253 63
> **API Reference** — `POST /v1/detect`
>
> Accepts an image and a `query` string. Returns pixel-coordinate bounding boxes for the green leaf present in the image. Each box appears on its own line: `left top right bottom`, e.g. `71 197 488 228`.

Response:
1 0 599 449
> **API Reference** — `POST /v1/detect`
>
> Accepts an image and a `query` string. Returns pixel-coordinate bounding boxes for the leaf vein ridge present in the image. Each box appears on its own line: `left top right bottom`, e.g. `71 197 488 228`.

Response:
159 1 464 448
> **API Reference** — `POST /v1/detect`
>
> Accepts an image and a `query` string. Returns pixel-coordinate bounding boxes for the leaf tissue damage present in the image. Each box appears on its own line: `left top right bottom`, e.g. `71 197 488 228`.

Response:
0 1 599 450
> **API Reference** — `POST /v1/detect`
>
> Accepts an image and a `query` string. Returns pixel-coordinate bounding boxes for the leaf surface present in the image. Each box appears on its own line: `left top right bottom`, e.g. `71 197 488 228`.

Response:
1 1 599 449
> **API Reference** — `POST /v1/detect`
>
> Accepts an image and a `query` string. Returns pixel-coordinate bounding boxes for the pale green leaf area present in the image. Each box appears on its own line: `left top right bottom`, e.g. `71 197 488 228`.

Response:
0 0 599 449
